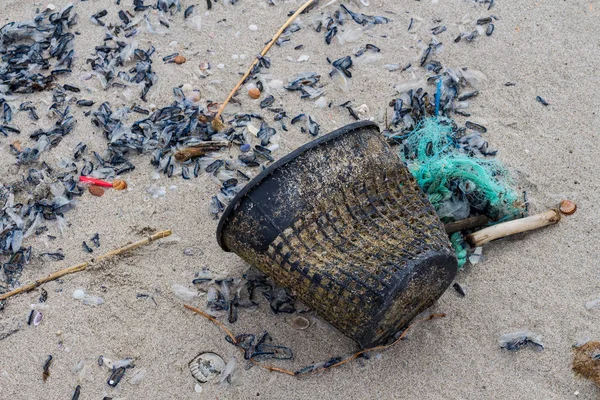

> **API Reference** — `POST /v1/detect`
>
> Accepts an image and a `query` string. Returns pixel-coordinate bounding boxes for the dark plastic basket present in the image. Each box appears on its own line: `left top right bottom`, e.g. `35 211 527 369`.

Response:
217 121 457 347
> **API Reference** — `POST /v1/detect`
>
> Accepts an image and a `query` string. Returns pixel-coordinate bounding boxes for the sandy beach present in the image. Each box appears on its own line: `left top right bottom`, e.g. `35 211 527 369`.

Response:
1 0 599 398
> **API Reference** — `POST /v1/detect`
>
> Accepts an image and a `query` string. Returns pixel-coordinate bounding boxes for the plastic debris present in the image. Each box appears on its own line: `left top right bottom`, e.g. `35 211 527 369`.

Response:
172 284 198 301
469 247 484 265
72 289 104 306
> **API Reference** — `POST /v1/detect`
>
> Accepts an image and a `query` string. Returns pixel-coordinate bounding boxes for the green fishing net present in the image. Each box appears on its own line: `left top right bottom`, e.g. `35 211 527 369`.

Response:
395 117 525 268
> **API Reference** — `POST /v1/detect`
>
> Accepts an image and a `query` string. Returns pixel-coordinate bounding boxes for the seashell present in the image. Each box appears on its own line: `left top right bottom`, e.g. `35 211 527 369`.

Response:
199 61 210 71
559 199 577 215
112 179 127 190
174 55 186 64
33 311 43 326
291 316 310 330
88 185 105 197
189 352 225 383
248 88 261 99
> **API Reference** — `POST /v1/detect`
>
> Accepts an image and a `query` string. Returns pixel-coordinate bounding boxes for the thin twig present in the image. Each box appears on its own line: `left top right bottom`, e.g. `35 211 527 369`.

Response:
303 313 446 375
183 304 237 343
184 303 445 377
0 230 172 301
212 0 317 131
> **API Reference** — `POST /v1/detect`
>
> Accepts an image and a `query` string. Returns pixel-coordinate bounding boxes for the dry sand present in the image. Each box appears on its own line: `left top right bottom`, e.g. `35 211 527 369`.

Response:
1 0 599 398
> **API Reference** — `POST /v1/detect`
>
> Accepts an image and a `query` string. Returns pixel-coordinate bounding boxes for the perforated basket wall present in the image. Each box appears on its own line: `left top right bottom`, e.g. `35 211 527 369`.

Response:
217 121 457 347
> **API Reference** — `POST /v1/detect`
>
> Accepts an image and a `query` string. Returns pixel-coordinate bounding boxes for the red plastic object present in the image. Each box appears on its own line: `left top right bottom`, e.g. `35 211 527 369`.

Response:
79 176 113 188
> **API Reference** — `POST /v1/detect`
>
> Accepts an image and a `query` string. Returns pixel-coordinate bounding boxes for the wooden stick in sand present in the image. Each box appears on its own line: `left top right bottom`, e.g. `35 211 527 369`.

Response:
466 209 560 247
174 141 229 162
444 215 490 234
0 230 172 301
211 0 317 131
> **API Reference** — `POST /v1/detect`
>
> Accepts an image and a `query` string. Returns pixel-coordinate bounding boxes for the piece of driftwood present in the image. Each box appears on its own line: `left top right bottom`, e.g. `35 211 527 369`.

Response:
174 141 229 162
445 215 490 234
466 210 560 247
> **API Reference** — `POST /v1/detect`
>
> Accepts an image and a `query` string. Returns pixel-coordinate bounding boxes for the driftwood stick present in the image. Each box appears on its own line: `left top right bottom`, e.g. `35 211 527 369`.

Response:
466 210 560 247
0 230 172 301
444 215 490 234
211 0 316 131
174 141 229 162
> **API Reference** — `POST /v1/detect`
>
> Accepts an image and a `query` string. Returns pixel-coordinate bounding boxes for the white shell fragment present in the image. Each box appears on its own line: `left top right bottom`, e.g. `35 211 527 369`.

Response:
189 352 225 383
585 298 600 310
130 368 147 385
32 311 43 326
172 284 198 301
314 97 328 108
248 24 258 31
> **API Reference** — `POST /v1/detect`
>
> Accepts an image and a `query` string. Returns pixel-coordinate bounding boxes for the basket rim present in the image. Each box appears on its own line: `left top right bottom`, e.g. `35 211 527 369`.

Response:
216 120 379 251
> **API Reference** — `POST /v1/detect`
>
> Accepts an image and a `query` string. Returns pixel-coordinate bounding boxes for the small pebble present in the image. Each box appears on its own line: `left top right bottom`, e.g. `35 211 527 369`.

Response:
183 248 194 256
240 144 251 152
231 54 239 60
194 383 203 393
298 55 310 62
248 24 258 31
174 55 186 65
88 185 105 197
559 199 577 215
248 88 261 99
217 63 225 69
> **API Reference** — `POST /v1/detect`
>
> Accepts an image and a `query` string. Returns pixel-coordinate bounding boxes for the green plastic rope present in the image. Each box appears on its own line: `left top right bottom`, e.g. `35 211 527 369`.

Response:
450 232 468 269
394 117 524 264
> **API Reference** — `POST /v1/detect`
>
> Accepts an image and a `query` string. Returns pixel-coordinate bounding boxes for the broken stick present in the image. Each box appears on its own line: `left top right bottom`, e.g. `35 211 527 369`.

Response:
0 230 172 301
466 210 560 247
445 215 490 234
174 141 229 162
